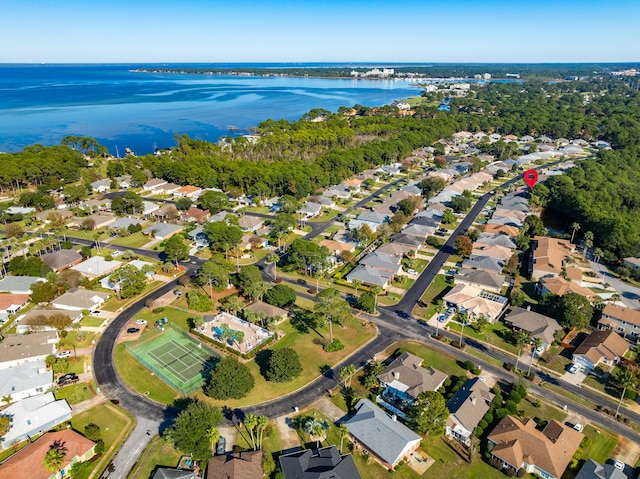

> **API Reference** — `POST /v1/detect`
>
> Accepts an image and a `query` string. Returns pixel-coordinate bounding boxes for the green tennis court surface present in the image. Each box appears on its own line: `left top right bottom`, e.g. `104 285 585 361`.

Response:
129 328 219 395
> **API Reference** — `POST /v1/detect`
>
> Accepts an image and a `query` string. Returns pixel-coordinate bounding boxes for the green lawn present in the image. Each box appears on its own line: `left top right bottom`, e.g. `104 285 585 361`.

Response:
243 206 271 214
413 274 453 319
101 281 164 311
518 395 567 424
128 436 183 479
80 315 104 327
309 209 339 222
54 380 97 404
70 402 135 479
110 231 151 248
60 331 95 349
57 355 86 375
447 321 519 355
113 343 180 404
539 345 573 375
582 425 618 463
388 341 466 377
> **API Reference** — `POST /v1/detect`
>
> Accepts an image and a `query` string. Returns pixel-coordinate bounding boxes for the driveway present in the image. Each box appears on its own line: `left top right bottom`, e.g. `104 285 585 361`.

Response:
562 369 587 386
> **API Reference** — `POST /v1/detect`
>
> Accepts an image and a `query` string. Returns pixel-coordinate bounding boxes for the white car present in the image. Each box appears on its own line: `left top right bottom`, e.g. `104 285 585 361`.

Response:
568 363 580 374
573 423 583 432
135 319 147 325
407 269 418 275
56 351 72 359
614 460 625 471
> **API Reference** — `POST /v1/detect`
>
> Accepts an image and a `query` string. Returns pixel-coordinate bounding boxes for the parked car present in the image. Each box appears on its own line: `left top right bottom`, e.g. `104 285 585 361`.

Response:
135 319 147 325
216 436 226 455
127 327 140 334
568 363 580 374
56 351 72 359
407 269 418 275
614 461 625 471
445 269 457 275
535 345 545 356
57 373 79 386
573 423 584 432
90 310 101 316
173 289 183 296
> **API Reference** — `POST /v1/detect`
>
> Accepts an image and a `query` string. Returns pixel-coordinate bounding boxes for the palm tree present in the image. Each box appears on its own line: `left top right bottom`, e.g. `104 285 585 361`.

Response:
514 331 530 372
371 286 383 314
207 426 220 454
611 293 621 304
593 247 604 264
352 279 362 297
244 413 258 450
256 415 269 450
1 394 12 405
434 300 445 337
340 364 357 389
570 222 580 244
267 253 279 281
304 418 328 449
615 369 637 418
583 231 594 259
338 424 349 454
528 337 543 376
43 442 67 473
457 311 469 348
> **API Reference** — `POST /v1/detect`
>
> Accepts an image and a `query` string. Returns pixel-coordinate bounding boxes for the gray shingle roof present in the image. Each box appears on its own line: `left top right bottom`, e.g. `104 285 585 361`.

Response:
279 446 361 479
344 399 421 466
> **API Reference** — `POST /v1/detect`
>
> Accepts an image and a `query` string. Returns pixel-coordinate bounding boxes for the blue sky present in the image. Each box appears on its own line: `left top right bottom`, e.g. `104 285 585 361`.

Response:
2 0 639 63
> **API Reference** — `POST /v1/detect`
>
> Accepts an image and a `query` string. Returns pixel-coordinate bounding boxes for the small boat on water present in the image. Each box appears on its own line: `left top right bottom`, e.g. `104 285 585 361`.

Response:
227 126 239 131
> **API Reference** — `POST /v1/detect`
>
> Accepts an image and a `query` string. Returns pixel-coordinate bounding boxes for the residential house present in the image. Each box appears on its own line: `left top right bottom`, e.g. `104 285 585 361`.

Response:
462 255 506 275
391 233 424 250
51 288 110 311
343 178 363 191
152 468 197 479
175 185 203 199
443 284 509 323
142 178 168 193
575 459 627 479
377 352 447 414
40 250 83 272
299 202 323 219
181 207 210 223
153 204 179 220
110 217 145 230
90 179 111 193
535 277 596 301
402 224 434 239
476 233 518 250
410 215 440 229
0 359 53 404
529 236 574 280
359 251 403 276
0 331 57 370
454 268 505 294
71 214 115 230
344 399 421 470
188 225 209 247
376 242 412 256
483 224 520 237
345 265 393 289
243 301 288 323
0 294 30 315
599 303 640 340
622 257 640 271
6 206 35 215
71 256 122 279
17 309 82 334
348 211 388 233
471 243 514 262
572 330 628 372
487 416 583 479
117 175 131 189
0 429 95 477
156 182 182 195
208 450 263 479
279 447 361 479
446 377 495 446
239 234 268 251
142 223 183 240
318 239 355 261
238 216 264 233
0 393 73 451
35 209 73 224
323 185 351 200
504 307 562 352
141 200 160 216
313 196 335 208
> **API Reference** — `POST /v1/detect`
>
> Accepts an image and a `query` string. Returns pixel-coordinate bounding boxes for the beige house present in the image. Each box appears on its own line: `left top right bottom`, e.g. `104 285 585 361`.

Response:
529 236 574 280
0 429 95 479
535 277 595 301
243 300 288 322
446 377 495 446
572 330 628 372
443 284 509 323
488 416 583 479
598 303 640 340
504 307 562 351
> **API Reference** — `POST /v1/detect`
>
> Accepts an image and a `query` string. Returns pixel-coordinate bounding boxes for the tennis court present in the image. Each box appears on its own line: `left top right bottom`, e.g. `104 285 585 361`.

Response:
128 327 219 395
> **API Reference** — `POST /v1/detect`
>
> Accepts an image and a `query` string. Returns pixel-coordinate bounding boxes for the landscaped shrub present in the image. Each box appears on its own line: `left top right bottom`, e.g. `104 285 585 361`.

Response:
463 360 475 370
152 307 165 314
355 293 375 313
323 339 345 352
625 389 638 400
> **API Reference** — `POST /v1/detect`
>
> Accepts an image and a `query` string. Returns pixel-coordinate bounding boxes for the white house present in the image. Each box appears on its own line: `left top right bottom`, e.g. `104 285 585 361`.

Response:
0 360 53 404
0 332 58 370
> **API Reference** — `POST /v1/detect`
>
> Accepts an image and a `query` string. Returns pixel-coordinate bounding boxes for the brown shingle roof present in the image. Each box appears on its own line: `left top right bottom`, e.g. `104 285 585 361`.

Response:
0 430 95 479
488 416 583 478
573 330 628 364
532 236 574 276
601 303 640 327
207 450 262 479
377 352 447 398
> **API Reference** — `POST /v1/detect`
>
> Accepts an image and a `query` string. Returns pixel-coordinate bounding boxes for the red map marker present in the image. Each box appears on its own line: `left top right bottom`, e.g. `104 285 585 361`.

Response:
524 169 538 189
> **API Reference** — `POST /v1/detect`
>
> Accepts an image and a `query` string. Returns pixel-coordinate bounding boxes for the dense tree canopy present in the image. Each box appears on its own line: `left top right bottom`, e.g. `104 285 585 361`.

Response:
165 400 222 464
205 357 255 400
265 347 302 382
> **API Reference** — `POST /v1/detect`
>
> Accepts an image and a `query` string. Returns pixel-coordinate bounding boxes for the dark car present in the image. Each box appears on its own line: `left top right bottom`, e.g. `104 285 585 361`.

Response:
216 436 226 455
57 373 79 386
127 327 140 334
